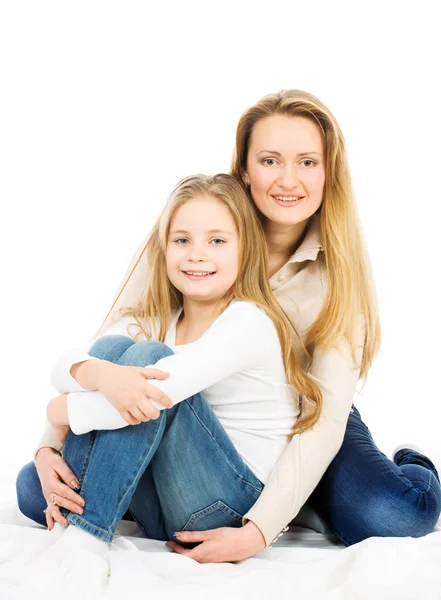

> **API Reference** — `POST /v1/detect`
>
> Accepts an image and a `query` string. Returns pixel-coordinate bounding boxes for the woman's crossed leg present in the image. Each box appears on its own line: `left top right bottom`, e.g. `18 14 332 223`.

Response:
307 405 441 546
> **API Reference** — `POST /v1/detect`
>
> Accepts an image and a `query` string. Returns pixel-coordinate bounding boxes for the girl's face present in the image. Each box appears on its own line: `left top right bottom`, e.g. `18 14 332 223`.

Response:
166 195 239 304
242 114 326 227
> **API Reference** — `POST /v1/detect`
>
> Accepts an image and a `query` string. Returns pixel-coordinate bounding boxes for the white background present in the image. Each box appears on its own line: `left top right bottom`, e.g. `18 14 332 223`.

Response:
1 1 440 484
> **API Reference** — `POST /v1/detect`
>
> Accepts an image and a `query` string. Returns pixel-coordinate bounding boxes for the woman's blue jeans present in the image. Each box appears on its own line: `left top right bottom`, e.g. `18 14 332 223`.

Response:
16 336 264 544
307 405 441 545
16 336 441 546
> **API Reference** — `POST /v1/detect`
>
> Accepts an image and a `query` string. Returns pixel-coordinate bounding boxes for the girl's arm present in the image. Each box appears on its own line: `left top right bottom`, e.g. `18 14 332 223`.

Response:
33 317 135 460
242 316 366 547
64 303 274 435
46 394 70 447
47 393 69 427
49 316 135 394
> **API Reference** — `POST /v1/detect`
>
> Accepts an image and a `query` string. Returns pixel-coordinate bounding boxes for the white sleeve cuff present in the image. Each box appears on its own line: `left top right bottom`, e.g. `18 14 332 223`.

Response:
66 391 129 435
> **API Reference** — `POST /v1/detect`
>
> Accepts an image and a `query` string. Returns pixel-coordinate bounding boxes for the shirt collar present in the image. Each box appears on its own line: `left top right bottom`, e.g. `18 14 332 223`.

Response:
287 212 323 264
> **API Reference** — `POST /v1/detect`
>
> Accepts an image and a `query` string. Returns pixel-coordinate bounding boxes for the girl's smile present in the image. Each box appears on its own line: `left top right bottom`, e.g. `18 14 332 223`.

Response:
181 270 217 280
166 194 239 306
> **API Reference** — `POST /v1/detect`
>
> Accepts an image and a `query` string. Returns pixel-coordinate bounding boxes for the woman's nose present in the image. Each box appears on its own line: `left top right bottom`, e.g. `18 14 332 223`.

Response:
278 165 300 188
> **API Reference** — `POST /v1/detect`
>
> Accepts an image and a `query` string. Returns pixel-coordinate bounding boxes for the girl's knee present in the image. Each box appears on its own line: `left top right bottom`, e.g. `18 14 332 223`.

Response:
122 340 174 365
89 335 135 360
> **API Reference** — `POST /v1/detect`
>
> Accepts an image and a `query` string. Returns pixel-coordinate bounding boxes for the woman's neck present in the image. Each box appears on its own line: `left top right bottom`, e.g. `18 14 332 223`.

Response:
264 218 309 277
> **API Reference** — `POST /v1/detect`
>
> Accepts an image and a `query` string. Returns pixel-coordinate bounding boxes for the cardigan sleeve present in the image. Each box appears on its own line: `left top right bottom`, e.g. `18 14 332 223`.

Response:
242 316 365 547
33 419 65 461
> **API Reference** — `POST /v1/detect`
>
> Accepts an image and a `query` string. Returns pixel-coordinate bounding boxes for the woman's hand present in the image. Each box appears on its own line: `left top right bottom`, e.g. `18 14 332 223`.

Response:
35 447 86 530
166 521 267 563
95 362 173 425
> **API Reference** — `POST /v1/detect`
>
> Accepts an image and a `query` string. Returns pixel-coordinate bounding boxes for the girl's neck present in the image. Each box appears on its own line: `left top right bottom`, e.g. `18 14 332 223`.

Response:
175 299 225 345
263 218 309 277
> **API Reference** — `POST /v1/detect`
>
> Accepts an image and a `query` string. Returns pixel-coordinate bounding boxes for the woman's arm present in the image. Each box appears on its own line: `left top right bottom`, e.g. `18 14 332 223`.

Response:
33 419 66 460
241 318 365 547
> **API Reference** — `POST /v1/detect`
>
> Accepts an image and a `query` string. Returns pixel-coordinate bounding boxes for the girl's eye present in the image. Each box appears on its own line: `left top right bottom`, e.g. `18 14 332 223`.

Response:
210 238 225 245
174 238 189 244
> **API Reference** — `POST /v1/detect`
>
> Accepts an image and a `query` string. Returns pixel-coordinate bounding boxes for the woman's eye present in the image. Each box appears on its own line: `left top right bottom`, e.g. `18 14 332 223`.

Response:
210 238 225 245
262 158 277 166
302 159 316 167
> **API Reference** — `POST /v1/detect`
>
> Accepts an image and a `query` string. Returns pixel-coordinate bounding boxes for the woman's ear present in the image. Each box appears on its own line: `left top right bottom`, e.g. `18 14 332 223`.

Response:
240 169 250 187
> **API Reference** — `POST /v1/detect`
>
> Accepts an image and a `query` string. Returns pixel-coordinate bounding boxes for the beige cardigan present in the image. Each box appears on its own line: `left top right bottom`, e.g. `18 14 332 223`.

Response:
34 213 364 546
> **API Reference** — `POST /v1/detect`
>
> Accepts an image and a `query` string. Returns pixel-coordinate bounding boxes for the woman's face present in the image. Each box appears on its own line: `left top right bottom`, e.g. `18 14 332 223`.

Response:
242 114 326 227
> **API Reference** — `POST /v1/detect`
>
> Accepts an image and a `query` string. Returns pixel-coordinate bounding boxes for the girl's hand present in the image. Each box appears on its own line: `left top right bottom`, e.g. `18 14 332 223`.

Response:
96 363 173 425
35 448 86 530
165 521 267 563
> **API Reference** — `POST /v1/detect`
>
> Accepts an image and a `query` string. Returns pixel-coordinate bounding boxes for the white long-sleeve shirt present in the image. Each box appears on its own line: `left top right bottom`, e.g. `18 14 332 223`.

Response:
50 300 299 484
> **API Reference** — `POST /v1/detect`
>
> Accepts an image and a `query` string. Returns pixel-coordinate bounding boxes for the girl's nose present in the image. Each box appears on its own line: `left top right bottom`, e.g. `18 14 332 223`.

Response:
187 245 207 262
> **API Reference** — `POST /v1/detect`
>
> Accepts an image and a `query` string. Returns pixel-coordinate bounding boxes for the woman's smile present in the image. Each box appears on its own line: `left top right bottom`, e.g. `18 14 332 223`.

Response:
270 194 306 207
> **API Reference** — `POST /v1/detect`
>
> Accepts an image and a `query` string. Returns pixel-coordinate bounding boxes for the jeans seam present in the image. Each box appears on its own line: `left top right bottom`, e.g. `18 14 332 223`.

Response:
67 514 115 543
75 431 97 495
183 500 243 531
109 413 167 533
185 400 262 495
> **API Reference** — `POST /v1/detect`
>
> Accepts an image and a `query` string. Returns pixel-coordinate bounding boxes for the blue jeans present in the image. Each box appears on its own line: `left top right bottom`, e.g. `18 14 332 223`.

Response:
306 405 441 545
16 337 441 546
16 337 263 544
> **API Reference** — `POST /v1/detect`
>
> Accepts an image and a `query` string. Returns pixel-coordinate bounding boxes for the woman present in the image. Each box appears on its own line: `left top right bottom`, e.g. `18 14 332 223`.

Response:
17 89 441 564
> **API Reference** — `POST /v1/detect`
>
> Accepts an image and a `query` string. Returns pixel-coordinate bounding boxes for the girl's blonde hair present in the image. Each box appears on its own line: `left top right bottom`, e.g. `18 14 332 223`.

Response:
231 90 381 394
117 173 323 436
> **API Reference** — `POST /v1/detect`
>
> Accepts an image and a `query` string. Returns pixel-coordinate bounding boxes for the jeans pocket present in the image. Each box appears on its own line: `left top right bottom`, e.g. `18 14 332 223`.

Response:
182 500 243 532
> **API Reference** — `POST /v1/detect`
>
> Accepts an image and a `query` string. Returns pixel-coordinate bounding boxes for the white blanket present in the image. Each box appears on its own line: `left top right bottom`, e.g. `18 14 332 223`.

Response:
1 472 440 600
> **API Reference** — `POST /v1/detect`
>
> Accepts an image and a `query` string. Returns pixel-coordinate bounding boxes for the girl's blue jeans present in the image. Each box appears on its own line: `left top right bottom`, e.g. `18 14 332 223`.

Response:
16 336 441 547
16 337 264 544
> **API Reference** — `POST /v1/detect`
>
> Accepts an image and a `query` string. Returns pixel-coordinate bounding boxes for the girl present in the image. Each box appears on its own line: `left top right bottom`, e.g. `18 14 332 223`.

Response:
19 89 441 564
18 173 322 578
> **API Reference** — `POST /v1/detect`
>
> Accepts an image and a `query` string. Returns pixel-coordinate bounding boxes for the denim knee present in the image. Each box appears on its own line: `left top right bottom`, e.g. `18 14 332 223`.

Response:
355 481 441 540
16 462 46 526
88 334 135 361
120 340 174 367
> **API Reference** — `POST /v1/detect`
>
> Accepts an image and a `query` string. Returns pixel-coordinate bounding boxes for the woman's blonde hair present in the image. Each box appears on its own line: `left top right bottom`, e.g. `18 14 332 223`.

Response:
117 173 323 436
231 89 381 401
